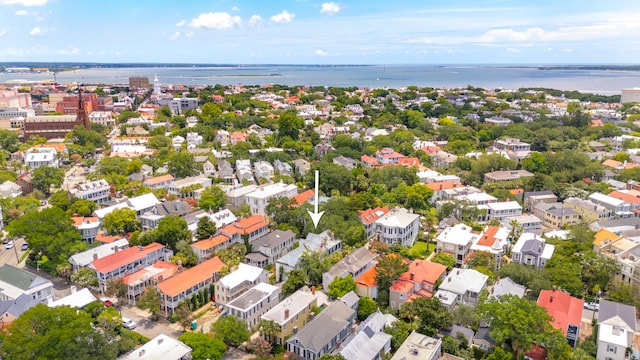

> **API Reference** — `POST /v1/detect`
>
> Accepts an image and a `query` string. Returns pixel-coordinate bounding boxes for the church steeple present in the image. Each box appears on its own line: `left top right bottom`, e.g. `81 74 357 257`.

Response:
76 86 90 131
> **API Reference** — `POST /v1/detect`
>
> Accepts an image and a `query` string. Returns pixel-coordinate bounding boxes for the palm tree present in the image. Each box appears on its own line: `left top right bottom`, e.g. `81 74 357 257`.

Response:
259 319 280 344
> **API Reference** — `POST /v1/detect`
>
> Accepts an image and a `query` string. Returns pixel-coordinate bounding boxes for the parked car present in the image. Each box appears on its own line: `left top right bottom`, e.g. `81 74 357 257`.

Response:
2 238 7 244
584 302 599 311
21 242 28 251
5 241 14 249
103 300 114 307
122 317 136 329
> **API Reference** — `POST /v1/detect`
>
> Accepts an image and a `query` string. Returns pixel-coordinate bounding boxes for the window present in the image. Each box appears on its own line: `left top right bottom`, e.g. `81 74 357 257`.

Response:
607 345 617 353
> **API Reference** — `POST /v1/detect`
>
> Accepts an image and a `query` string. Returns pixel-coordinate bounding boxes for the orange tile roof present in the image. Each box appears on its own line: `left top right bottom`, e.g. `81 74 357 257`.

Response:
389 278 414 292
144 174 174 185
593 228 620 247
426 182 463 191
92 242 165 273
290 189 314 207
602 159 640 169
121 261 178 285
537 290 584 336
476 226 499 247
361 155 379 166
71 216 99 226
220 215 267 235
191 235 231 250
398 157 420 167
35 143 67 153
355 266 377 288
158 256 225 297
609 191 640 205
397 259 447 285
95 231 122 244
358 207 390 225
418 146 441 154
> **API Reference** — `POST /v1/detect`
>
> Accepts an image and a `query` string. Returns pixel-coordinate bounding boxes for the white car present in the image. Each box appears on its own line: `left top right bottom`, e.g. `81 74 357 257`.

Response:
5 241 15 249
584 302 599 312
122 317 137 330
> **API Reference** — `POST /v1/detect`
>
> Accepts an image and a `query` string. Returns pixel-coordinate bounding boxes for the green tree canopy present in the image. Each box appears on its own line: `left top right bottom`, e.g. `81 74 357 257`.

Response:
0 304 121 360
178 332 227 360
357 296 378 321
6 206 85 267
480 295 553 359
31 165 64 195
211 315 250 347
102 207 140 235
198 185 227 211
328 275 356 299
168 151 198 178
195 216 217 240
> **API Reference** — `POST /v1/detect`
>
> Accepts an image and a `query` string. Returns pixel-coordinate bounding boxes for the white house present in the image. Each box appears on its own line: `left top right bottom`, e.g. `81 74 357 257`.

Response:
245 183 299 216
511 232 555 269
373 207 420 246
223 282 280 330
434 268 488 309
0 264 54 304
214 263 269 306
70 179 111 204
25 147 58 168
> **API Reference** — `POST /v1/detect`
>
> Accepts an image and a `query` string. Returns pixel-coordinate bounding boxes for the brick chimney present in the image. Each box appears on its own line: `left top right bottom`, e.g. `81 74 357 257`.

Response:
410 272 414 281
284 309 289 319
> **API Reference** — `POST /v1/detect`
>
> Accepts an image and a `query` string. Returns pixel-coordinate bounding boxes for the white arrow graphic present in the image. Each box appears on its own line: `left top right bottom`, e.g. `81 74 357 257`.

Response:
307 170 325 228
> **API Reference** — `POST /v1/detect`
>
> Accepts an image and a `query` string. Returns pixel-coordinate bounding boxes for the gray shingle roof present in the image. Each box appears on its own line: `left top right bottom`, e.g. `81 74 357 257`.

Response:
287 300 355 353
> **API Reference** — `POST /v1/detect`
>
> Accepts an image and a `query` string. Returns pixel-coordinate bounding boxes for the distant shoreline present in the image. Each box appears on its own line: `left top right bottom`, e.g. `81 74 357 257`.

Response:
1 63 640 73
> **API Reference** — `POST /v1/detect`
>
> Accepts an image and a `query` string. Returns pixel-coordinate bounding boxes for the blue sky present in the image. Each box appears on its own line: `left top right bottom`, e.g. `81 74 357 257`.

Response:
0 0 638 64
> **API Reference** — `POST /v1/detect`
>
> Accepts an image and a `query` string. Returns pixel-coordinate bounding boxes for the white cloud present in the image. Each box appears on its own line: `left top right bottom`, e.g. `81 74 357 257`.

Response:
248 15 263 28
169 31 180 40
231 6 239 11
57 46 80 55
270 10 295 23
189 12 241 30
14 9 27 15
506 47 521 53
176 19 185 27
0 29 6 37
0 0 47 6
478 28 545 42
315 49 328 56
29 26 42 36
320 2 340 15
184 32 193 38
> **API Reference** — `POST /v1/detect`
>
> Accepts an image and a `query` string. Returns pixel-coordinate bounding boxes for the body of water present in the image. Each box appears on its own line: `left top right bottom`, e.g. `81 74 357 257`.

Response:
2 65 639 94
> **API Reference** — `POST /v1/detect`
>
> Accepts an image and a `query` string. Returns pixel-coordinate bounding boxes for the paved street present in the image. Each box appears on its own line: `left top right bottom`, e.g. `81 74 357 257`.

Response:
120 306 184 339
0 237 28 268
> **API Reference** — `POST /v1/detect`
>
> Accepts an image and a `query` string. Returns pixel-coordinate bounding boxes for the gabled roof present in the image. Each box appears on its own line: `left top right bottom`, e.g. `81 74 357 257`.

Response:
218 263 265 289
359 207 390 225
157 256 225 297
143 174 174 186
609 190 640 205
598 299 637 331
355 266 377 288
438 268 488 295
593 228 621 247
219 215 267 236
0 264 50 291
91 242 165 273
287 300 355 353
290 189 314 207
397 259 447 285
537 289 584 335
191 234 231 251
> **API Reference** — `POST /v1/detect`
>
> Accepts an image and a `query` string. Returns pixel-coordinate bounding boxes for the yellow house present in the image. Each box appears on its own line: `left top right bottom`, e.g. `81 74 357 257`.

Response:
260 289 318 345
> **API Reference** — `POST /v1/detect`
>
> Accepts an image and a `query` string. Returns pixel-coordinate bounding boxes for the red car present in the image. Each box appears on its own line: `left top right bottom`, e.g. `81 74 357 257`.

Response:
103 300 114 307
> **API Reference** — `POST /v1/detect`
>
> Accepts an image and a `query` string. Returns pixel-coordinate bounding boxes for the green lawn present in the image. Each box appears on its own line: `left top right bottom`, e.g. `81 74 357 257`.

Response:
402 241 435 259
